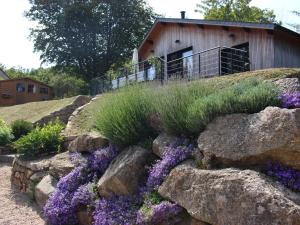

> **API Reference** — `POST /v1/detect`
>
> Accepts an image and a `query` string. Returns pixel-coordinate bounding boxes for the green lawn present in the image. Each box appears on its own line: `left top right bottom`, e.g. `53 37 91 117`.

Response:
0 97 77 124
64 68 300 138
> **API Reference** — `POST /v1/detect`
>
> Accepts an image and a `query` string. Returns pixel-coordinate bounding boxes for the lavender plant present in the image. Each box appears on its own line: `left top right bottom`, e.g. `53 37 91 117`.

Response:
280 92 300 109
266 162 300 192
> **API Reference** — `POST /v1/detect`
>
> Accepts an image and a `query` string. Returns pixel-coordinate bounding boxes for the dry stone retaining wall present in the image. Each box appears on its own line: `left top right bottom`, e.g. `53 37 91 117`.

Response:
34 95 91 126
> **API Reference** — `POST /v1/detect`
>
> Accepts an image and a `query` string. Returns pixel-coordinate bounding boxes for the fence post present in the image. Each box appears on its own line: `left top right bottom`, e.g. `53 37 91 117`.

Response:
218 47 222 76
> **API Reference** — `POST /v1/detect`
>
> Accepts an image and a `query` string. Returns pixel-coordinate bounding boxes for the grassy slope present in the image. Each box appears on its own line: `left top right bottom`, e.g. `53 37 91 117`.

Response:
64 68 300 136
0 97 76 124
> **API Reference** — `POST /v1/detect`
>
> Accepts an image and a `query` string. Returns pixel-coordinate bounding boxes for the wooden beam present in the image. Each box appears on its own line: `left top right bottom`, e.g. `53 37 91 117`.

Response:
197 24 204 29
222 26 229 31
177 23 185 27
267 30 274 35
160 22 167 26
147 40 154 45
243 27 251 33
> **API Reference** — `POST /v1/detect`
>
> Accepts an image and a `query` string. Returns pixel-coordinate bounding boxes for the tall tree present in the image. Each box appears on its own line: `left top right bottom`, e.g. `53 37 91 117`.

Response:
196 0 278 23
26 0 157 81
290 11 300 33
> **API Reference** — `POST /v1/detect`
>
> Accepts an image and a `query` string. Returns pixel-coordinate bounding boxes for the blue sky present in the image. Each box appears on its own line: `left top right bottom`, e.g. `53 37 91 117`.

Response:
0 0 299 69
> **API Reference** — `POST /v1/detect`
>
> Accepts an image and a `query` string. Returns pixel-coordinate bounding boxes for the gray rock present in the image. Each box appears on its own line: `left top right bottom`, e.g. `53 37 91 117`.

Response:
153 133 180 158
49 152 75 179
35 175 58 208
198 107 300 170
68 132 108 153
97 146 155 197
274 78 300 93
159 164 300 225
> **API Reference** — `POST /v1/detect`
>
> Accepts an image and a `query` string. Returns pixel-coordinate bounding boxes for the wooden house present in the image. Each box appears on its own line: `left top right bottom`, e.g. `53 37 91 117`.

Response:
0 77 53 106
138 15 300 78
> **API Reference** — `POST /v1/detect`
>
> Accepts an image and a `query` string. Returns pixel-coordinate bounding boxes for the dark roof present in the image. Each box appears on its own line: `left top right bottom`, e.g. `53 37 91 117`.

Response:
0 77 53 89
139 18 300 51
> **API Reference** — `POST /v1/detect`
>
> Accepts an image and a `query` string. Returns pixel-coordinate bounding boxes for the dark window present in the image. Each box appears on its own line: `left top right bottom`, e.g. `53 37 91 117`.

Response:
40 87 48 94
28 84 35 93
167 47 193 78
16 83 25 93
221 42 250 75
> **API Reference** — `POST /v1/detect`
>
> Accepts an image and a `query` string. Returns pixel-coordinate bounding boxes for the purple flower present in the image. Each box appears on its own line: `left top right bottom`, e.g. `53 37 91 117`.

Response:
137 201 183 225
147 140 194 190
266 162 300 192
93 194 141 225
280 92 300 109
71 183 96 209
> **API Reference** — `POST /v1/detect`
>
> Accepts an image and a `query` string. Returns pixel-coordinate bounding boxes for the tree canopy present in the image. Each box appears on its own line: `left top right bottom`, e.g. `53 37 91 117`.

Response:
291 11 300 33
196 0 278 23
26 0 157 81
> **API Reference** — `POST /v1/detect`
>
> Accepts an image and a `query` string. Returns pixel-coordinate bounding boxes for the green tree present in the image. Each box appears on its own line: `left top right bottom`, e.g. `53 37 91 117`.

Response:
291 11 300 33
26 0 157 81
196 0 278 23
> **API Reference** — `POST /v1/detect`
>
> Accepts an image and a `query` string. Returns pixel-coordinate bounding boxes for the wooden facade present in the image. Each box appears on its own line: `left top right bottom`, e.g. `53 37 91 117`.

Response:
139 19 300 73
0 78 53 106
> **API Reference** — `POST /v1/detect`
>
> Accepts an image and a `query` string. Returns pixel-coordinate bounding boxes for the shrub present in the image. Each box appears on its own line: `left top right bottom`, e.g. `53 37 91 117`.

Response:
95 86 155 146
14 121 64 158
186 79 280 135
10 120 33 140
153 82 218 135
0 119 13 146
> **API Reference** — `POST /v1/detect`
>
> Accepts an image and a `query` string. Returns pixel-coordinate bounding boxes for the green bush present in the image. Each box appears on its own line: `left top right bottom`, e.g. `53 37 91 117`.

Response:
95 86 155 146
0 119 13 146
186 79 281 135
11 120 33 140
14 121 64 158
153 82 220 135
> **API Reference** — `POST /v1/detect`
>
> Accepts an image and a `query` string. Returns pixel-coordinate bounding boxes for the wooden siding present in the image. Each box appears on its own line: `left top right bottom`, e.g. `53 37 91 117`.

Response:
139 23 275 71
0 79 53 106
274 30 300 68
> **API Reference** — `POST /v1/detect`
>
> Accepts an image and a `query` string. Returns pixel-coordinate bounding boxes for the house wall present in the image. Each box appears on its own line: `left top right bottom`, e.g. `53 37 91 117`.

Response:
139 23 275 71
0 79 53 106
274 30 300 68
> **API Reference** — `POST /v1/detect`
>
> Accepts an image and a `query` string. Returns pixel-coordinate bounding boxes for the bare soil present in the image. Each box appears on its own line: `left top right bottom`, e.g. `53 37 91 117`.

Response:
0 163 45 225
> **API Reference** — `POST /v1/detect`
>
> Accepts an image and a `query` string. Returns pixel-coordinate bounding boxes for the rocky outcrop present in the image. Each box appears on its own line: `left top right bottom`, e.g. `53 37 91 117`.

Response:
68 132 108 153
159 162 300 225
198 107 300 170
97 146 156 197
274 78 300 94
49 152 75 179
35 95 91 126
35 175 58 208
152 133 180 158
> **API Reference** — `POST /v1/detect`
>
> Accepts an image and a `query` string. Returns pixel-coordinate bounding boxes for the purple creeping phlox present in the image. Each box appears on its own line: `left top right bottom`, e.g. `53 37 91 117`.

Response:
266 162 300 192
44 145 118 225
146 139 194 190
93 194 142 225
280 92 300 109
136 201 183 225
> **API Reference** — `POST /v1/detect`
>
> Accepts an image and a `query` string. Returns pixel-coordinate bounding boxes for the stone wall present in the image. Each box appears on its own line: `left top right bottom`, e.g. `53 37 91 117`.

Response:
34 95 91 126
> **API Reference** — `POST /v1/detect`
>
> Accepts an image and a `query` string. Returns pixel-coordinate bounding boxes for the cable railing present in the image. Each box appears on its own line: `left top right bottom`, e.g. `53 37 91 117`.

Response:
90 46 250 95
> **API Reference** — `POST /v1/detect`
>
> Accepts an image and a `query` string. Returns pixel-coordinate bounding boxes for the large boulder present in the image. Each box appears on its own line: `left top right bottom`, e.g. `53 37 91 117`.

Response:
198 107 300 170
49 152 76 179
159 163 300 225
274 78 300 94
97 146 156 197
35 175 58 208
68 132 108 153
